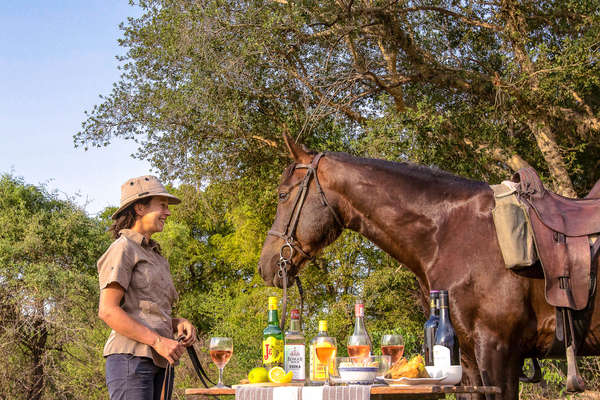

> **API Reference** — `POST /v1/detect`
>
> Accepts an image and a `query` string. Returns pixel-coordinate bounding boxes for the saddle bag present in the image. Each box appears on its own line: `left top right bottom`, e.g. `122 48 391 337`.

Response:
491 181 538 269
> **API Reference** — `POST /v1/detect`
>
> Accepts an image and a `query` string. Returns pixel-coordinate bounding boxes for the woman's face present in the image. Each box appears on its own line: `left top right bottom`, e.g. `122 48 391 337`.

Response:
135 196 171 236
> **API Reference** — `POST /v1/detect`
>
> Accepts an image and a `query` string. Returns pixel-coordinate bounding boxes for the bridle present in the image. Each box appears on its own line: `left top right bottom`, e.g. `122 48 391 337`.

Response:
267 152 343 330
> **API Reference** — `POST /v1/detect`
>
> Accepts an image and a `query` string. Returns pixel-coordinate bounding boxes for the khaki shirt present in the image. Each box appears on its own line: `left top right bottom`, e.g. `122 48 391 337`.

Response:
98 229 178 368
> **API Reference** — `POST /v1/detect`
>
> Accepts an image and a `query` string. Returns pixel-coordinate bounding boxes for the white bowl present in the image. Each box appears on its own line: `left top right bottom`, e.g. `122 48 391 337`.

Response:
425 365 462 385
425 365 444 378
338 366 378 384
440 365 462 385
335 355 391 384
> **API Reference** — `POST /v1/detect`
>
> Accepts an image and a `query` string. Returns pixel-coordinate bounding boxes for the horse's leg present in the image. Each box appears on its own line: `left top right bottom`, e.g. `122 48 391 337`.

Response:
458 354 484 400
474 335 522 400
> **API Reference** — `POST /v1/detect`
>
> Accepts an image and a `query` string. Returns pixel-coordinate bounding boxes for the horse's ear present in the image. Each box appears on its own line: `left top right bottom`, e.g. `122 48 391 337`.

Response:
283 131 313 164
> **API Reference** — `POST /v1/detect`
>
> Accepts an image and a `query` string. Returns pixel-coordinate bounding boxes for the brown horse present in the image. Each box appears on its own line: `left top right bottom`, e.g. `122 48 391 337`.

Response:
258 135 600 400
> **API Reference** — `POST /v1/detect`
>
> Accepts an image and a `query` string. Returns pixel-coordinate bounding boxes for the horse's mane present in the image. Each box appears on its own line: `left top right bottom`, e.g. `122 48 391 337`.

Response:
326 151 487 190
281 150 488 191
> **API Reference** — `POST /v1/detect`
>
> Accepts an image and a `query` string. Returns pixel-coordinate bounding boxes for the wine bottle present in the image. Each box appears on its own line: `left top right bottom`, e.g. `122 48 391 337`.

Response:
262 296 284 370
433 290 460 367
309 320 332 385
347 298 372 361
284 309 305 382
424 290 440 366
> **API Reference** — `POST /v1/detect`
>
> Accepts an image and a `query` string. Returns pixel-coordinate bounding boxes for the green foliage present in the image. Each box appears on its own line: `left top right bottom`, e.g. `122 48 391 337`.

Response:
0 174 111 399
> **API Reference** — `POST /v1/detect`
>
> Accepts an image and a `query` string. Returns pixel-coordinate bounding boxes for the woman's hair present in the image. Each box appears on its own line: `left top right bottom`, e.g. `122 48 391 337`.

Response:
108 197 152 239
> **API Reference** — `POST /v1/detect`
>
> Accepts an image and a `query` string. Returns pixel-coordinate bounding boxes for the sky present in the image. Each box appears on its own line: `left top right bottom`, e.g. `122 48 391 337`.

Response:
0 1 152 216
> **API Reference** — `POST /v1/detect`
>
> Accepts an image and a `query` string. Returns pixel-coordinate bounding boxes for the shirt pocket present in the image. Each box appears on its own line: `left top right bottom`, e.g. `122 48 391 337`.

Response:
130 263 151 289
139 300 169 324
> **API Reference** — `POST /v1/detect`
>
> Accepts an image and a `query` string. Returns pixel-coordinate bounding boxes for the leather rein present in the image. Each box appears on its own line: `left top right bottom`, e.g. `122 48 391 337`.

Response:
267 152 343 330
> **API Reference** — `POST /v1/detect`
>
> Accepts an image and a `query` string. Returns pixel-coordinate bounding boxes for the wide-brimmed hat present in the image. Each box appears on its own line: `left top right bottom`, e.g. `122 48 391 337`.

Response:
111 175 181 219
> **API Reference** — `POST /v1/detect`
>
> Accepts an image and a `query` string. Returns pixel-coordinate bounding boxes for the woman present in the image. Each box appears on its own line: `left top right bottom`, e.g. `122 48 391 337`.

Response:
98 175 197 400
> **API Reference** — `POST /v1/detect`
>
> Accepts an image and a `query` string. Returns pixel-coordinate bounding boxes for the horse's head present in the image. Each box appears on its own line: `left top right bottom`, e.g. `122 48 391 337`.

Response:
258 134 344 288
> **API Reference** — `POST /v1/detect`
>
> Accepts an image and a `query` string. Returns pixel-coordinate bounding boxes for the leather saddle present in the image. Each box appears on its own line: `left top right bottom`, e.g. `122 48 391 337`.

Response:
514 167 600 310
513 167 600 392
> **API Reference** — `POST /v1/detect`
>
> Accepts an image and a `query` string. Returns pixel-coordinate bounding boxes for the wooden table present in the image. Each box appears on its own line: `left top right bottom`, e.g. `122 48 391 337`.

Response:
185 385 501 399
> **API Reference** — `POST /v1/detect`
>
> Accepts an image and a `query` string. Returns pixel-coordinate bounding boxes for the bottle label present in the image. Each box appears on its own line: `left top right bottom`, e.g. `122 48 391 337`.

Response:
284 344 305 380
355 303 364 317
433 345 451 367
263 336 284 365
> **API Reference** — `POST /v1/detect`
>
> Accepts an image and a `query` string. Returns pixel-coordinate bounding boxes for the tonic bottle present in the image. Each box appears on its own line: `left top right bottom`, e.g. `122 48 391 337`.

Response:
262 296 284 370
309 320 333 385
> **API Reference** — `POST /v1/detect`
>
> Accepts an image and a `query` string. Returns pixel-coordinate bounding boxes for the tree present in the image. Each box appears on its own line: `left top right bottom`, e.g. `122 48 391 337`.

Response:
0 174 111 400
77 0 600 197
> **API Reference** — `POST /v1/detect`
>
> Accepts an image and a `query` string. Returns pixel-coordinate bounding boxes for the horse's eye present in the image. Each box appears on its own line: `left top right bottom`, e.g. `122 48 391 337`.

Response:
278 192 289 202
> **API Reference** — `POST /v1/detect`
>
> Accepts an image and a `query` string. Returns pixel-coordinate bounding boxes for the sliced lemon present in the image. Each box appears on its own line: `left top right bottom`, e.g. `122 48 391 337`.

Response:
268 366 293 383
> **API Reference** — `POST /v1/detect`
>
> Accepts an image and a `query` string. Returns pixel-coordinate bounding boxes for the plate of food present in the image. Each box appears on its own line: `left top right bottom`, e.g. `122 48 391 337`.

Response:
382 354 444 385
383 376 447 386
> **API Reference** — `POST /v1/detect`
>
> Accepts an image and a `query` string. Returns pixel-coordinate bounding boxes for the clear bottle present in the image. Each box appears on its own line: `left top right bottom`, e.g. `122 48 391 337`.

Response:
424 290 440 366
284 309 305 382
433 290 461 367
262 296 284 370
309 320 332 385
347 298 372 361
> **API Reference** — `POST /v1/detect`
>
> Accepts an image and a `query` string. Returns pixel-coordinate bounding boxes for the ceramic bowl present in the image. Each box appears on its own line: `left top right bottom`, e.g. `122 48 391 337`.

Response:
425 365 462 385
335 355 391 384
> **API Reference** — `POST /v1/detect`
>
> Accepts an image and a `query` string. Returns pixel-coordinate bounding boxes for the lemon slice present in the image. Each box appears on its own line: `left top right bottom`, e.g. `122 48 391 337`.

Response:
268 366 293 383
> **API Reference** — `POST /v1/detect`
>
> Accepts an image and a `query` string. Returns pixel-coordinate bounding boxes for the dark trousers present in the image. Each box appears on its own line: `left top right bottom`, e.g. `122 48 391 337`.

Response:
106 354 173 400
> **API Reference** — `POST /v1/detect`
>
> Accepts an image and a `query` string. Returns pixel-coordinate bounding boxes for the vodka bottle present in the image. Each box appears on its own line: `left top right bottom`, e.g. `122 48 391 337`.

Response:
284 309 305 382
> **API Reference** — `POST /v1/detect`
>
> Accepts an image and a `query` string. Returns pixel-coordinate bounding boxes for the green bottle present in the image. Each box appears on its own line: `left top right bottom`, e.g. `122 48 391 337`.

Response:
262 296 284 370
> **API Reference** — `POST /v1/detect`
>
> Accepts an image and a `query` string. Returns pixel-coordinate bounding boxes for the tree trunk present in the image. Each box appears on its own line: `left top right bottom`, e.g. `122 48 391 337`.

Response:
527 118 577 198
25 319 47 400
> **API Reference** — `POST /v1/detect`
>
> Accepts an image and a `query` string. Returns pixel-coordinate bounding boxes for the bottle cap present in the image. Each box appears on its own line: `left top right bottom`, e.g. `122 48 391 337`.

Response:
355 302 364 317
290 309 300 319
268 296 278 310
318 320 328 332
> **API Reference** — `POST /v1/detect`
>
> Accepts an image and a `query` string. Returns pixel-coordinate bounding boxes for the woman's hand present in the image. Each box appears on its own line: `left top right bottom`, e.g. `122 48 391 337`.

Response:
152 336 185 365
173 318 197 347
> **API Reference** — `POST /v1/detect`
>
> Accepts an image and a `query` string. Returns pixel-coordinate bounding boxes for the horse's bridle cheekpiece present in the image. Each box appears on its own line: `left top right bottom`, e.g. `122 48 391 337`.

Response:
267 152 343 330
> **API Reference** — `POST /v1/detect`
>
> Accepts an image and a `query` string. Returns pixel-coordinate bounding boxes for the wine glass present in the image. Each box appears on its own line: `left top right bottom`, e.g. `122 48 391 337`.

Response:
209 337 233 388
380 334 404 364
347 334 371 364
315 336 337 386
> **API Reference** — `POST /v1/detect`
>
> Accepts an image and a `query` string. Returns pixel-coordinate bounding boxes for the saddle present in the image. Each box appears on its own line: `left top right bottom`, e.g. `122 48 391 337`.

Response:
513 167 600 392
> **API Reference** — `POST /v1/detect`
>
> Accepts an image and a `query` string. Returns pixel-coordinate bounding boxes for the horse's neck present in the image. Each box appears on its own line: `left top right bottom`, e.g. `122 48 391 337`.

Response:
326 156 489 279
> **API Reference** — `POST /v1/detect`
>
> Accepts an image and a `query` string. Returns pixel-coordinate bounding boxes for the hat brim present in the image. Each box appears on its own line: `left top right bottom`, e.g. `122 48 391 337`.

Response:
111 193 181 220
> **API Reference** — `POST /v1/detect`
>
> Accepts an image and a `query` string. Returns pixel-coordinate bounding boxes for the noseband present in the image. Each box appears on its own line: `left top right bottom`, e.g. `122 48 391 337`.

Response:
267 152 343 330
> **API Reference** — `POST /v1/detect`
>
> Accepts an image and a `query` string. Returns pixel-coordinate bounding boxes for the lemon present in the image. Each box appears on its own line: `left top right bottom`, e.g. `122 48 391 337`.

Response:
248 367 269 383
268 366 293 384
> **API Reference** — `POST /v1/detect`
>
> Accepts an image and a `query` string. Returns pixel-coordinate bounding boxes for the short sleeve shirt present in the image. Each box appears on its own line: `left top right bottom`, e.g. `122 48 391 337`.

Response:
97 229 178 368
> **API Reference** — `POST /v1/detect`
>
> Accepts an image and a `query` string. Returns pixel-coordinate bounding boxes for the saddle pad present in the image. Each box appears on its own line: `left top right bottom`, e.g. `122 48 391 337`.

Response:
490 183 538 269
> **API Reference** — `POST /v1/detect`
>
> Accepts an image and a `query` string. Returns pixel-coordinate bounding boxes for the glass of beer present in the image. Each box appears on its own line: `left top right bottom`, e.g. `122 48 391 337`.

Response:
209 337 233 388
315 336 337 386
381 334 404 364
